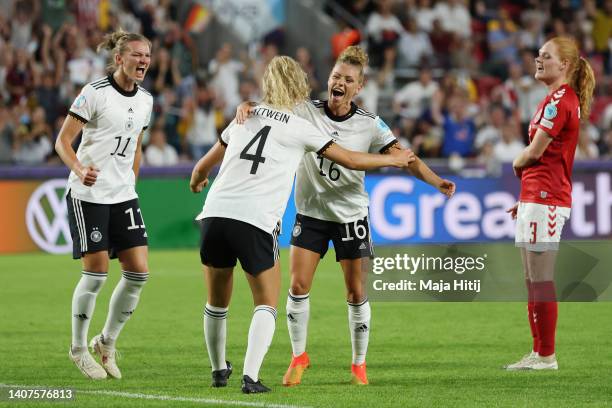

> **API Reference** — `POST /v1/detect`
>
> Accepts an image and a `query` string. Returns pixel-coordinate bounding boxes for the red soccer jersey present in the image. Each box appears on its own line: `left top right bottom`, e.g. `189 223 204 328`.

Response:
520 84 580 207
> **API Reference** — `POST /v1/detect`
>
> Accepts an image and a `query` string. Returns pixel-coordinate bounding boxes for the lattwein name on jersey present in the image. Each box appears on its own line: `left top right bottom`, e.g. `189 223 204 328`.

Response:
251 107 290 124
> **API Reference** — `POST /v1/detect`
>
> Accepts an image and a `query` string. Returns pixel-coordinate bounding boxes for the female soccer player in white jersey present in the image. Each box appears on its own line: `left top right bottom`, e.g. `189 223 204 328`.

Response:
190 55 414 393
55 29 153 380
505 37 595 371
237 46 455 386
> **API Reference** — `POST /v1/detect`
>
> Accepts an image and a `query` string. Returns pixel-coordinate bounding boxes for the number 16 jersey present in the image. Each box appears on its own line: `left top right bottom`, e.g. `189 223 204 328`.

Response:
67 75 153 204
197 104 333 234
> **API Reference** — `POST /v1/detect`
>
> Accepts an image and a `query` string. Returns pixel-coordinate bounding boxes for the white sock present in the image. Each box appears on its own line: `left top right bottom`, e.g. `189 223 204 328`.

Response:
204 303 228 371
101 271 148 344
71 271 107 349
348 299 371 365
243 305 276 381
286 291 309 356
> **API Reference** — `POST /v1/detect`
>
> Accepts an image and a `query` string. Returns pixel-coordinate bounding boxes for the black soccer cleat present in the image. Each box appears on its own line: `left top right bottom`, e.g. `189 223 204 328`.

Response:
241 375 271 394
211 361 233 387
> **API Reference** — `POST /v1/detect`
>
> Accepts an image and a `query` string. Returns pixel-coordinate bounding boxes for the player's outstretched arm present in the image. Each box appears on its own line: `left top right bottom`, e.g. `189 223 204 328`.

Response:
322 143 415 171
55 115 99 187
190 141 226 193
512 128 553 177
386 143 455 198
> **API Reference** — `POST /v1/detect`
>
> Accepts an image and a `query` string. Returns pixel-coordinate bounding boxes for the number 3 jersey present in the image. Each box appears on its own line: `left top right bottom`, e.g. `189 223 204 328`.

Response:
520 84 580 207
197 104 333 234
67 75 153 204
293 100 397 223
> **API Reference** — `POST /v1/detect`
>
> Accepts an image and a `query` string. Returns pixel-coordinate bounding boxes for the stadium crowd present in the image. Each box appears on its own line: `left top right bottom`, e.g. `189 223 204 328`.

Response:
0 0 610 169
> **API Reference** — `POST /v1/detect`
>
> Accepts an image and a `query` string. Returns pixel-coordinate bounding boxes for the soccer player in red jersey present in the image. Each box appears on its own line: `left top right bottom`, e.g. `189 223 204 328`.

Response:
505 37 595 370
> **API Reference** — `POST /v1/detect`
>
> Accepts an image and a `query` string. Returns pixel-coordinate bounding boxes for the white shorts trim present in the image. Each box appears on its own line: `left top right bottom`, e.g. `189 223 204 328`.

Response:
515 202 570 252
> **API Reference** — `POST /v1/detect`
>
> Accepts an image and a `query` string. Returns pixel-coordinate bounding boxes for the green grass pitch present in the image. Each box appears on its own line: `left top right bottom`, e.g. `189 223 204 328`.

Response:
1 247 611 407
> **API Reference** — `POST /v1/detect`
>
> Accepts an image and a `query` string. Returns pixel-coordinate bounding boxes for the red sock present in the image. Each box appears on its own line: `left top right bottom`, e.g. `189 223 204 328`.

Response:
526 280 539 353
533 281 558 357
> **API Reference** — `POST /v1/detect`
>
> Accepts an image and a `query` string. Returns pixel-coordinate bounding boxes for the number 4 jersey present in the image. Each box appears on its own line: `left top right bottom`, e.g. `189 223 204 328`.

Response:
67 75 153 204
197 104 333 234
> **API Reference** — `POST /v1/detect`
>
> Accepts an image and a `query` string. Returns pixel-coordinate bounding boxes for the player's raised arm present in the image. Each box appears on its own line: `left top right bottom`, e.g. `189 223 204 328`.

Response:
386 143 455 198
55 115 99 186
321 142 415 171
190 141 226 193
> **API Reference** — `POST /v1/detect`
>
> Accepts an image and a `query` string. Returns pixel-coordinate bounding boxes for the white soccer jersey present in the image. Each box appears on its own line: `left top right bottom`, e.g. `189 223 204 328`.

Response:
294 100 397 223
196 104 333 234
67 75 153 204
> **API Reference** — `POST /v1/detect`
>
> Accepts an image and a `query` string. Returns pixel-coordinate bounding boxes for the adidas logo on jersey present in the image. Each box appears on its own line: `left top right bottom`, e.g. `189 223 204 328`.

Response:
359 242 367 250
128 107 134 113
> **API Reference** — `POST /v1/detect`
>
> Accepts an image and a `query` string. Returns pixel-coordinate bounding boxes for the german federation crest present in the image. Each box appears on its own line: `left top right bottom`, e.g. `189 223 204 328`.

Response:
543 103 557 120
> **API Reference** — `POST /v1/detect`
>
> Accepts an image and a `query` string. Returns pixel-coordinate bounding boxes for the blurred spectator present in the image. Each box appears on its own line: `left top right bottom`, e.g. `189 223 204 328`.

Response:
434 0 471 39
252 42 278 88
146 46 181 96
393 67 438 119
428 18 454 68
184 82 220 160
492 123 525 162
366 0 403 67
296 47 320 96
330 19 361 60
587 0 612 74
575 123 600 160
160 21 198 77
10 0 37 50
475 105 506 150
145 126 178 166
12 107 52 165
6 48 35 104
412 0 437 33
209 43 247 120
0 105 13 163
397 17 433 68
599 129 612 158
486 12 519 77
433 95 476 157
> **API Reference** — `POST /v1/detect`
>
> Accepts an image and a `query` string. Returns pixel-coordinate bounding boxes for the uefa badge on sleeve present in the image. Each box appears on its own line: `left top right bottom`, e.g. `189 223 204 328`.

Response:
543 103 557 120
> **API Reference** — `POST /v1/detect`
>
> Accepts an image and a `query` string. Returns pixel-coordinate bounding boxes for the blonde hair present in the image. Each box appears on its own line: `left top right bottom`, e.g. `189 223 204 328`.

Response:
335 46 369 83
550 37 596 119
97 29 151 72
261 56 311 110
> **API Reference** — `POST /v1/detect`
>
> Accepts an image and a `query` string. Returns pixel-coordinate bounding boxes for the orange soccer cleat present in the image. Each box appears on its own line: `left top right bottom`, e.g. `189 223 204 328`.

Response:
350 362 369 385
282 352 310 386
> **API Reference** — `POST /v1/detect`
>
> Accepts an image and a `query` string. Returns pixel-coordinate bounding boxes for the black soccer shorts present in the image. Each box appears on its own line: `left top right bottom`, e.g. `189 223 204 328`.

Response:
66 191 148 259
290 213 374 261
199 217 280 275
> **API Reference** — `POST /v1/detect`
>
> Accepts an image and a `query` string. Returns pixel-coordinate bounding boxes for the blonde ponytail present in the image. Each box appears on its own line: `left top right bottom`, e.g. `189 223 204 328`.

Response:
550 37 596 120
571 57 596 120
261 56 311 110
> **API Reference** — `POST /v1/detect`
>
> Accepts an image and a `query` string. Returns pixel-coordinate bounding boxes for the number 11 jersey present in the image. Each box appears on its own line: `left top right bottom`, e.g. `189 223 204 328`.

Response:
197 104 333 234
67 75 153 204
